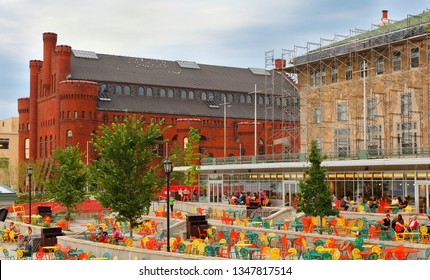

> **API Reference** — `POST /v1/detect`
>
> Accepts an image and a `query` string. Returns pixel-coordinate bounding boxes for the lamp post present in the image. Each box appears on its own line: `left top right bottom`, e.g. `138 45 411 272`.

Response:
27 166 33 224
248 84 262 157
220 102 231 158
163 158 173 252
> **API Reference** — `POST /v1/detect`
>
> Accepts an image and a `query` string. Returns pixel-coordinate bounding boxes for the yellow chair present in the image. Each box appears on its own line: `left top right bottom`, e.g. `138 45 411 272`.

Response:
269 247 280 260
419 226 429 243
287 247 297 260
351 248 361 260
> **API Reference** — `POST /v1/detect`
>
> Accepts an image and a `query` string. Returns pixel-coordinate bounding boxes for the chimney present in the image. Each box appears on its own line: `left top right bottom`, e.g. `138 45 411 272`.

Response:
378 10 391 27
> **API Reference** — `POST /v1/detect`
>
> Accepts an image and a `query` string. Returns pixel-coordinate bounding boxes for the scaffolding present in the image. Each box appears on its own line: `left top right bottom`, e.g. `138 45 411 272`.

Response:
279 10 430 158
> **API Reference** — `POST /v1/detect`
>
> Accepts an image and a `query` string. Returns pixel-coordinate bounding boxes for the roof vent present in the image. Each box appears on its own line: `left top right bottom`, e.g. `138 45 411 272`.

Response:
72 49 99 59
176 60 200 69
249 67 270 75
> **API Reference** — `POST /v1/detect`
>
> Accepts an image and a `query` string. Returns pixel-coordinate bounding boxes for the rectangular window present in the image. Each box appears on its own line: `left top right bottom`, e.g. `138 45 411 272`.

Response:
335 128 350 157
393 51 401 71
0 139 9 149
345 65 352 80
313 107 322 124
401 92 412 115
315 72 320 86
337 102 347 121
81 111 85 119
310 72 316 87
376 58 384 75
367 98 377 120
331 62 338 83
410 47 419 68
321 71 326 85
360 61 368 78
74 111 78 119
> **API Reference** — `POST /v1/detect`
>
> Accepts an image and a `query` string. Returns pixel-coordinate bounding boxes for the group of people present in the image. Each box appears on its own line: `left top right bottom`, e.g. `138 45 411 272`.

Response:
226 189 267 206
95 226 125 244
381 213 422 233
332 193 411 212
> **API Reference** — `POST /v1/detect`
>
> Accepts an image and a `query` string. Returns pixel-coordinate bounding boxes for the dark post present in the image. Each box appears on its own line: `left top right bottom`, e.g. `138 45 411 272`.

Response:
27 166 33 224
163 158 173 252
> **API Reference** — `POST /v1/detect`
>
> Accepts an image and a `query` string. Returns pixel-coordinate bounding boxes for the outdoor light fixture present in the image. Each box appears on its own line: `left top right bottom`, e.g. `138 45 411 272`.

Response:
27 166 33 224
163 158 173 252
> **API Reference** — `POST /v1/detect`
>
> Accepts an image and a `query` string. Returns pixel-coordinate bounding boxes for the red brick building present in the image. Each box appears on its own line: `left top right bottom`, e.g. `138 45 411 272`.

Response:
18 32 299 168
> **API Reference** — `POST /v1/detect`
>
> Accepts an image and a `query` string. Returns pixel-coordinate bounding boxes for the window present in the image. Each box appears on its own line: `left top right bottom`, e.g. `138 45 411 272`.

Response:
74 111 78 119
313 107 322 124
183 137 188 149
310 71 316 86
115 85 122 94
258 96 264 105
376 58 384 75
337 102 347 121
335 128 350 157
360 61 368 78
221 93 226 102
208 92 214 101
410 48 419 68
315 71 320 86
50 135 53 156
331 62 338 83
227 94 233 103
24 138 30 159
67 130 73 138
246 95 252 104
39 137 43 157
124 86 131 95
168 89 174 98
401 92 412 115
393 51 401 71
367 98 377 120
345 65 352 80
147 87 153 96
89 112 92 119
201 92 207 100
0 139 9 149
321 71 326 85
239 95 245 103
81 111 85 119
189 91 194 99
160 89 166 97
138 87 144 96
67 111 71 118
100 84 107 93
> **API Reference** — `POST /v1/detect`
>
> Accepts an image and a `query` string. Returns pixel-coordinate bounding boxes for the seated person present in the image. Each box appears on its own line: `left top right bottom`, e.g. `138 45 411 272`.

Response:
22 238 33 258
382 214 391 230
399 197 408 209
405 215 419 232
391 196 400 206
230 195 238 205
340 196 350 211
112 227 125 244
96 227 110 243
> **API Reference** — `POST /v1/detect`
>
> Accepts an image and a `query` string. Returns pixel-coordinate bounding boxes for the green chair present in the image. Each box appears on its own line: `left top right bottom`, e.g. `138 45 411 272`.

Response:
178 242 186 253
321 252 332 260
418 247 430 260
368 252 379 260
103 252 111 259
239 247 249 260
54 250 66 260
204 245 215 257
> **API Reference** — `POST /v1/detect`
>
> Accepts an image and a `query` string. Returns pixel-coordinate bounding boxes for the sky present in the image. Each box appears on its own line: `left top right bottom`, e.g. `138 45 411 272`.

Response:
0 0 428 120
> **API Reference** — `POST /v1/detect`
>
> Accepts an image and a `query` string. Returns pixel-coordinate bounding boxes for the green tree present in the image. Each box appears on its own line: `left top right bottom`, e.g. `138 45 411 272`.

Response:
45 145 88 225
92 115 168 237
296 140 338 226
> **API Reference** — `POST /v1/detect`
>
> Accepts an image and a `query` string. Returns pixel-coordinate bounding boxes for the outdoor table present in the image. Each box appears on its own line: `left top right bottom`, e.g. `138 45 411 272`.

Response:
252 221 262 228
43 246 57 260
287 237 297 248
401 231 421 243
357 251 373 260
245 247 261 259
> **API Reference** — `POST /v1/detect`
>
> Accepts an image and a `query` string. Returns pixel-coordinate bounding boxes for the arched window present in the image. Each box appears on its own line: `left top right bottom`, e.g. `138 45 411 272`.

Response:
208 92 214 101
168 89 174 98
39 137 43 157
258 96 264 104
246 95 252 103
124 86 131 95
172 135 178 142
115 85 122 94
201 92 207 100
44 136 48 158
258 138 264 155
183 137 189 149
221 93 226 102
181 90 187 99
276 97 281 106
160 89 166 97
50 135 53 156
24 138 30 159
138 87 144 96
147 87 153 96
227 94 233 103
189 91 194 99
239 95 245 103
67 130 73 138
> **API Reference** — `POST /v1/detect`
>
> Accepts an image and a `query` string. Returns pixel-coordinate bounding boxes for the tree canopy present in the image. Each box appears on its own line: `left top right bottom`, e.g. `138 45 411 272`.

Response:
92 115 168 236
45 145 88 223
296 140 338 219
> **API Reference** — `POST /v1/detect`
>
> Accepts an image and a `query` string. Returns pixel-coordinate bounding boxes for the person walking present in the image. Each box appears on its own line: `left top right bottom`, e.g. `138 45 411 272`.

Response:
169 195 175 212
